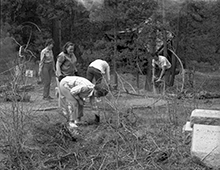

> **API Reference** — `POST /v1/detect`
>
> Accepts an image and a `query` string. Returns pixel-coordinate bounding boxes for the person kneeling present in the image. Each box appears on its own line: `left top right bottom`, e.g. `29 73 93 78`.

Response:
59 75 108 128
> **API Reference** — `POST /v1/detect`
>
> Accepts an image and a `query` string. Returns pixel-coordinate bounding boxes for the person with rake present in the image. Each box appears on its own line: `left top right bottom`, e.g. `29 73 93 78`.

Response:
58 75 108 128
152 53 171 82
152 53 171 93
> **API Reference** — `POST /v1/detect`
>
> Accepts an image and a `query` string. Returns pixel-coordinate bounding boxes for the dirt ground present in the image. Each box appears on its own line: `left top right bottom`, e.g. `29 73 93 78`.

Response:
0 72 220 169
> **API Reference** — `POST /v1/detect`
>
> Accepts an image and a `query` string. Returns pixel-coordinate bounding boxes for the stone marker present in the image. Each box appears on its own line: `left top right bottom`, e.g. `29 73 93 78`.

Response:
190 109 220 127
191 124 220 169
182 121 192 133
182 121 193 145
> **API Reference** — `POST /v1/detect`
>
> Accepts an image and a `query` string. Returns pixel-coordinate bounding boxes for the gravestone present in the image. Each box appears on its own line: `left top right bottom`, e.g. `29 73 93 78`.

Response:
182 121 192 133
191 124 220 169
190 109 220 127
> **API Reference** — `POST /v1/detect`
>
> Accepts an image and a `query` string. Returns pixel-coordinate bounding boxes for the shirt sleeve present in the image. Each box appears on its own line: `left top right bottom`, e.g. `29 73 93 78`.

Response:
70 85 85 96
57 54 65 65
105 63 110 82
152 59 155 67
39 50 46 72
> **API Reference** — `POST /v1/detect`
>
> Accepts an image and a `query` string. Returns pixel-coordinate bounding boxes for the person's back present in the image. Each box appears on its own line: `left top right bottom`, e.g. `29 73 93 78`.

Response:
87 59 110 84
60 76 95 99
89 59 109 74
153 55 171 69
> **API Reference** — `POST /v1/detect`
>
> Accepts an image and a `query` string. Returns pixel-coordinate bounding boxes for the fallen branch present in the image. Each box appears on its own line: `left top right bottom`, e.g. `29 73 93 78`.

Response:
32 107 58 111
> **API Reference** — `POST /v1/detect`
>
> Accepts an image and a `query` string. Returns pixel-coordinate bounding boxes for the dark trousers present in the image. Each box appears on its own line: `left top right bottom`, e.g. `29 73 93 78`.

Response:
86 66 102 84
42 62 53 98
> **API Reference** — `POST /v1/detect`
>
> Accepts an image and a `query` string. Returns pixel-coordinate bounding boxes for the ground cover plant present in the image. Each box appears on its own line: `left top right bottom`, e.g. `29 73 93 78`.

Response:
0 71 219 170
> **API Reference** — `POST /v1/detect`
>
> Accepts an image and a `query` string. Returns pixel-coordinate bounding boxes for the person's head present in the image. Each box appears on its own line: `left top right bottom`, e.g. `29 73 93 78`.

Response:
45 38 54 50
63 42 74 54
58 75 66 82
152 53 159 61
93 84 108 97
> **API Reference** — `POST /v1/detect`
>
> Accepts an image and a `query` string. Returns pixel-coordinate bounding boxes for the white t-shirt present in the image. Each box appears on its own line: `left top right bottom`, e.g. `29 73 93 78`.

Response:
152 55 171 69
89 59 110 82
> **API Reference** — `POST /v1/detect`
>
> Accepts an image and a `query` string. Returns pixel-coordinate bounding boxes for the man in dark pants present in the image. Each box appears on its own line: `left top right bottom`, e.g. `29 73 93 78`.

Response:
86 59 110 85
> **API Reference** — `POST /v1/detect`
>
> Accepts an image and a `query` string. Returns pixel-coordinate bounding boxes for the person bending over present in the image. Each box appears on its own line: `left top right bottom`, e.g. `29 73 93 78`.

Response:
86 59 110 85
152 53 171 83
59 75 108 128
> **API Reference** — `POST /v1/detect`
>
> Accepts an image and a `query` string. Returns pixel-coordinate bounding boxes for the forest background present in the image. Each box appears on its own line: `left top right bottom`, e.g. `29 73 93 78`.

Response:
1 0 220 89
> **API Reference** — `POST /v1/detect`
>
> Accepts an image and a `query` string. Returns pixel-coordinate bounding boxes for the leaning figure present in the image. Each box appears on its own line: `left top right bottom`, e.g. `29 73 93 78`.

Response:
59 75 108 128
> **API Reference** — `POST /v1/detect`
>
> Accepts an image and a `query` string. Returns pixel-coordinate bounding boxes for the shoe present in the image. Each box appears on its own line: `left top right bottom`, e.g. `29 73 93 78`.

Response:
94 114 100 123
69 122 78 128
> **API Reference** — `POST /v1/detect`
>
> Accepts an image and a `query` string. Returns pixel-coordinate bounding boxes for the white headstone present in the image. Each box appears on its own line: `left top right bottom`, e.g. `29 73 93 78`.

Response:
182 121 192 133
191 124 220 169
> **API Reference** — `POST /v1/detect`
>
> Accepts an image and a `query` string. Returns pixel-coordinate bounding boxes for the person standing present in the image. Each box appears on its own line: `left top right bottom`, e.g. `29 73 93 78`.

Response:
59 76 108 128
56 42 78 110
38 38 55 100
86 59 110 85
56 42 78 77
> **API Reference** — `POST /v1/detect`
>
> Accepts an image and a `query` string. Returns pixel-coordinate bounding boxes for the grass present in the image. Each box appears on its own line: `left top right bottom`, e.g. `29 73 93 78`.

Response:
0 71 219 170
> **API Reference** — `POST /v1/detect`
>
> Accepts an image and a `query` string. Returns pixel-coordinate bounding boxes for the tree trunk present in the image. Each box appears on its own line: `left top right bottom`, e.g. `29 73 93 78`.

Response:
170 8 180 86
113 2 118 90
145 12 156 91
51 0 61 63
162 0 171 87
52 19 61 62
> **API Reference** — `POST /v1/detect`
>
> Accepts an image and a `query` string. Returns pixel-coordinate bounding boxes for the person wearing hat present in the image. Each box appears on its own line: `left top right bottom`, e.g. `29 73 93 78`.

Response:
59 75 108 128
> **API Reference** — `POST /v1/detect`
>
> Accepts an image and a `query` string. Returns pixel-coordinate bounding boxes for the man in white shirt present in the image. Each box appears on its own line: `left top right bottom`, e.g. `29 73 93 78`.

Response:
59 76 108 128
86 59 110 85
152 53 171 83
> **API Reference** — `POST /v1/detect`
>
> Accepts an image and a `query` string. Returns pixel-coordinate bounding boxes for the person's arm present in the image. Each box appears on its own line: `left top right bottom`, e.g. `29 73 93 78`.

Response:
105 63 110 84
72 53 78 75
38 50 45 75
52 52 56 72
70 85 85 105
152 59 156 82
156 57 167 82
56 55 64 77
56 59 62 77
156 66 165 82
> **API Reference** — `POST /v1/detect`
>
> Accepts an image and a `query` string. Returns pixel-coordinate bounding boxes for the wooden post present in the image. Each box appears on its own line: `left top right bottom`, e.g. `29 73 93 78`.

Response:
52 19 61 62
113 1 118 90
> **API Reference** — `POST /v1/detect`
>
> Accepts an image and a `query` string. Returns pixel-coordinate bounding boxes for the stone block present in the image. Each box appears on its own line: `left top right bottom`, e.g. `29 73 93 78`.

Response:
182 121 193 133
190 109 220 127
182 121 193 145
191 124 220 169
